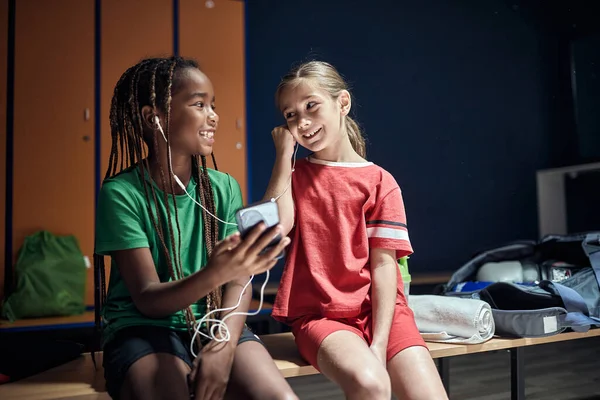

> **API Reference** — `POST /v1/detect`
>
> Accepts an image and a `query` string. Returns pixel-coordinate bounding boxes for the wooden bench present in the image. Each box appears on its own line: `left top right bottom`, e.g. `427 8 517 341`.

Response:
1 329 598 400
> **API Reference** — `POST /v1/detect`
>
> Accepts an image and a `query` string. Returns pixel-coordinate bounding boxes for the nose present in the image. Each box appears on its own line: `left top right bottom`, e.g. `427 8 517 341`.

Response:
297 118 310 131
208 108 218 125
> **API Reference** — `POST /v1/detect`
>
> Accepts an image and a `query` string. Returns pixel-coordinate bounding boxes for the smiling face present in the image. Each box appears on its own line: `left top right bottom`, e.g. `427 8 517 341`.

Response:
278 78 350 153
161 68 219 157
143 67 219 158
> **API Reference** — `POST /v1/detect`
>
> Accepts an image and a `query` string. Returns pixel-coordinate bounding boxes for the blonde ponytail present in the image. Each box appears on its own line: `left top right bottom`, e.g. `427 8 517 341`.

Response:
345 116 366 158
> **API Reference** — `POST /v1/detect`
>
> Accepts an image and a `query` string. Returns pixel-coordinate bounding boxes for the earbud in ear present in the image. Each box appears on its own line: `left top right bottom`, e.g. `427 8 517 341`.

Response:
153 115 168 143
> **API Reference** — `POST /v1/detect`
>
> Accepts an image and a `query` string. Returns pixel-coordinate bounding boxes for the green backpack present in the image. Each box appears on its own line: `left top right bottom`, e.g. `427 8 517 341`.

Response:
1 230 87 321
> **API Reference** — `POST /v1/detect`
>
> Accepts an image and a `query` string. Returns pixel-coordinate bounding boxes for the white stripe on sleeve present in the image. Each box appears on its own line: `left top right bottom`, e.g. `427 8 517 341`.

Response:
367 227 410 241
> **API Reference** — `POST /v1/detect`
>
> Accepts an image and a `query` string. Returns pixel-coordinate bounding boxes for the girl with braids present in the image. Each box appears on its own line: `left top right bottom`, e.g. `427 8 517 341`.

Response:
94 56 296 400
265 61 448 400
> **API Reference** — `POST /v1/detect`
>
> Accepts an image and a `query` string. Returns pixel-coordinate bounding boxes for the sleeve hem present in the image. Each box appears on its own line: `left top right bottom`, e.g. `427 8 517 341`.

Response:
369 239 413 259
95 239 150 255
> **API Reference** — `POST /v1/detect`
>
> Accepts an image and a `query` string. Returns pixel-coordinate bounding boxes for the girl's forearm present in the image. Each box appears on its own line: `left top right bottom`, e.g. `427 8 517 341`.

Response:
137 266 226 318
263 156 295 236
220 276 253 347
371 260 398 347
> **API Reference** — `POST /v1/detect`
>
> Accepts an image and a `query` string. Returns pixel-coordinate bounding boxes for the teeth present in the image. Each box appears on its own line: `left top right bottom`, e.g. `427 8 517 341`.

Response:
200 131 214 139
303 127 321 138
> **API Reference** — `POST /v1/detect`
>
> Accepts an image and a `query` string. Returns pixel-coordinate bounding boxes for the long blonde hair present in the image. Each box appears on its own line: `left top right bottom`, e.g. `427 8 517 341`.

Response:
275 61 366 158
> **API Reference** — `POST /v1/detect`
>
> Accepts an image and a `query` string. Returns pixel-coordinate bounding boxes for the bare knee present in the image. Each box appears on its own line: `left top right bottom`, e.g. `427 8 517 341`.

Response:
121 353 190 400
225 382 299 400
263 390 300 400
345 368 391 400
155 353 190 394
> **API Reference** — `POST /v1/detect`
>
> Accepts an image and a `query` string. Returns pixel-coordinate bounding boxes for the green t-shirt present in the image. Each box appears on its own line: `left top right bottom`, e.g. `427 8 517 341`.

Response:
95 165 243 347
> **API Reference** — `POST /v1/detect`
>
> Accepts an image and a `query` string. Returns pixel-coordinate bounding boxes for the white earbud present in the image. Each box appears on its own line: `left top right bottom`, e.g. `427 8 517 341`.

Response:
154 115 168 144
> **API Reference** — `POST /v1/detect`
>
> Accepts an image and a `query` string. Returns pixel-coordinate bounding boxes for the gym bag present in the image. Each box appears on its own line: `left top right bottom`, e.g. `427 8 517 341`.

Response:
437 232 600 338
1 230 87 321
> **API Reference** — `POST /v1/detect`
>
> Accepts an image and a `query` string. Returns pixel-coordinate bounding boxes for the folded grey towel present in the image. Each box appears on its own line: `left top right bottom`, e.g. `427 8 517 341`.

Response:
408 295 495 344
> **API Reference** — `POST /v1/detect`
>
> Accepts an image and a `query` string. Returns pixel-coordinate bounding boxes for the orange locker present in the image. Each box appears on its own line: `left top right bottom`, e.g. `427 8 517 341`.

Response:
0 0 8 300
179 0 248 202
4 0 247 307
100 0 173 179
98 0 173 306
12 0 95 303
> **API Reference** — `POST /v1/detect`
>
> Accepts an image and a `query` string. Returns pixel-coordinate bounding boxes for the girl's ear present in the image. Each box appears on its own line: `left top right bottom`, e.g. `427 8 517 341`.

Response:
141 105 158 130
338 90 351 116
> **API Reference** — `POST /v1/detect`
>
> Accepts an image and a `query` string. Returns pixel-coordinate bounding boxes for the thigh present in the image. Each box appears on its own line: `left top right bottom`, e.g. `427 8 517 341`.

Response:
103 326 193 400
385 302 427 362
385 304 448 399
226 337 296 400
291 315 365 370
122 353 191 400
387 346 448 400
316 329 389 395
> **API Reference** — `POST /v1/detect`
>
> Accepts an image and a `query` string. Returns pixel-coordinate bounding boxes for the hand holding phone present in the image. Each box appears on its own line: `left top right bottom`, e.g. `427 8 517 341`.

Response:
206 219 289 284
235 200 285 260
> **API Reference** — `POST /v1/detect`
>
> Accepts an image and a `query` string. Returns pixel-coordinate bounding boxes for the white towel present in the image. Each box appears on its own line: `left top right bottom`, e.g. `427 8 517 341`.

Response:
408 295 495 344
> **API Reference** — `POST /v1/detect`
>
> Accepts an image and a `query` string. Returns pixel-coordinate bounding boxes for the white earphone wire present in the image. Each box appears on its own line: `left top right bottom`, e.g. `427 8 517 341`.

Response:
153 116 294 356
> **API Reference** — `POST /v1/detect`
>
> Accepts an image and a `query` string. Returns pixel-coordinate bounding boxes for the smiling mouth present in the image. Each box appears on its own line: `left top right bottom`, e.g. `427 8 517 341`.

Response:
303 127 322 139
199 130 214 139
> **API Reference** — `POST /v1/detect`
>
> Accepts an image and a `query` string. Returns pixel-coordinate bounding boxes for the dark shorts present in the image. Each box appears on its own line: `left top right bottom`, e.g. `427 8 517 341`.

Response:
102 325 262 399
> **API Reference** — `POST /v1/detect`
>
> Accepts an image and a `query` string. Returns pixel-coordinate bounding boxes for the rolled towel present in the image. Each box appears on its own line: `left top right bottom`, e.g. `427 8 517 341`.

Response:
408 295 495 344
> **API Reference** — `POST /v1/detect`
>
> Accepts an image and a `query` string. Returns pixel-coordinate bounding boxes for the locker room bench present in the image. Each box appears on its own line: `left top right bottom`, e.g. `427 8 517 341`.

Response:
1 329 599 400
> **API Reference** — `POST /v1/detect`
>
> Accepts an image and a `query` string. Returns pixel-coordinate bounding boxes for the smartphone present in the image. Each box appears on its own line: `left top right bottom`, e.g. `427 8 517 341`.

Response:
235 200 284 259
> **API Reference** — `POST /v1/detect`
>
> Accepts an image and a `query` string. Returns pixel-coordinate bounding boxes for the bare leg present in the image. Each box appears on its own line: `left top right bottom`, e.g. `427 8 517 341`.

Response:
387 346 448 400
317 330 391 400
225 341 298 400
120 353 191 400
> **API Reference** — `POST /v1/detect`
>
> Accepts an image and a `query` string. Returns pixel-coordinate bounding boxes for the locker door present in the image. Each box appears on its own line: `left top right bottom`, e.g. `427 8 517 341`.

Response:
101 0 173 178
13 1 95 302
0 0 8 299
99 0 173 305
179 0 248 201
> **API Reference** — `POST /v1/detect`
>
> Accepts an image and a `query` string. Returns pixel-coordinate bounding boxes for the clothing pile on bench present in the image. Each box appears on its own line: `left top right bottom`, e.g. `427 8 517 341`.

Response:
434 232 600 339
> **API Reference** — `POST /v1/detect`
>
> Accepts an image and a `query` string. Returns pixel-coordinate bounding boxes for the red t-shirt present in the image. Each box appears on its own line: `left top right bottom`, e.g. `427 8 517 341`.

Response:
272 157 413 323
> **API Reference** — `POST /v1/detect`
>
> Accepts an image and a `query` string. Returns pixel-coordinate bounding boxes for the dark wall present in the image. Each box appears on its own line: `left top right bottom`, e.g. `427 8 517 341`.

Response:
245 0 579 275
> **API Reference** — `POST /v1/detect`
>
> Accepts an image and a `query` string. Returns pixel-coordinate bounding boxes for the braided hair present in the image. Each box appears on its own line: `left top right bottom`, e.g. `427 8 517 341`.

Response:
94 56 222 351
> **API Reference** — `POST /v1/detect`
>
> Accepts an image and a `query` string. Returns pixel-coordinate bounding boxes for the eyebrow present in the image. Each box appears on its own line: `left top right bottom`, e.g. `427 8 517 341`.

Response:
188 92 210 100
281 94 319 112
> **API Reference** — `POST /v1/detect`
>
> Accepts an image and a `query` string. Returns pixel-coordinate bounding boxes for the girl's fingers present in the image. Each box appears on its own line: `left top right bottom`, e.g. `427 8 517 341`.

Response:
212 232 241 255
232 223 267 255
246 225 283 258
261 236 290 261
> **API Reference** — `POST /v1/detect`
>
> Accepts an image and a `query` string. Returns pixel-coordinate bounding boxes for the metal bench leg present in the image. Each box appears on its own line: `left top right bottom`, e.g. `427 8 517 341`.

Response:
510 347 525 400
437 358 450 395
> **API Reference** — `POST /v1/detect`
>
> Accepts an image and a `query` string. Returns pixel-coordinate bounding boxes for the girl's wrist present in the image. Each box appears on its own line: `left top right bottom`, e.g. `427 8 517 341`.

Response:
275 153 294 169
200 261 231 289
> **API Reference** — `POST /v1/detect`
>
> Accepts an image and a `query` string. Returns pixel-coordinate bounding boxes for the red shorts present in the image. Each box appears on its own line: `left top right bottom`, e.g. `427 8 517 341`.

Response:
290 301 426 370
